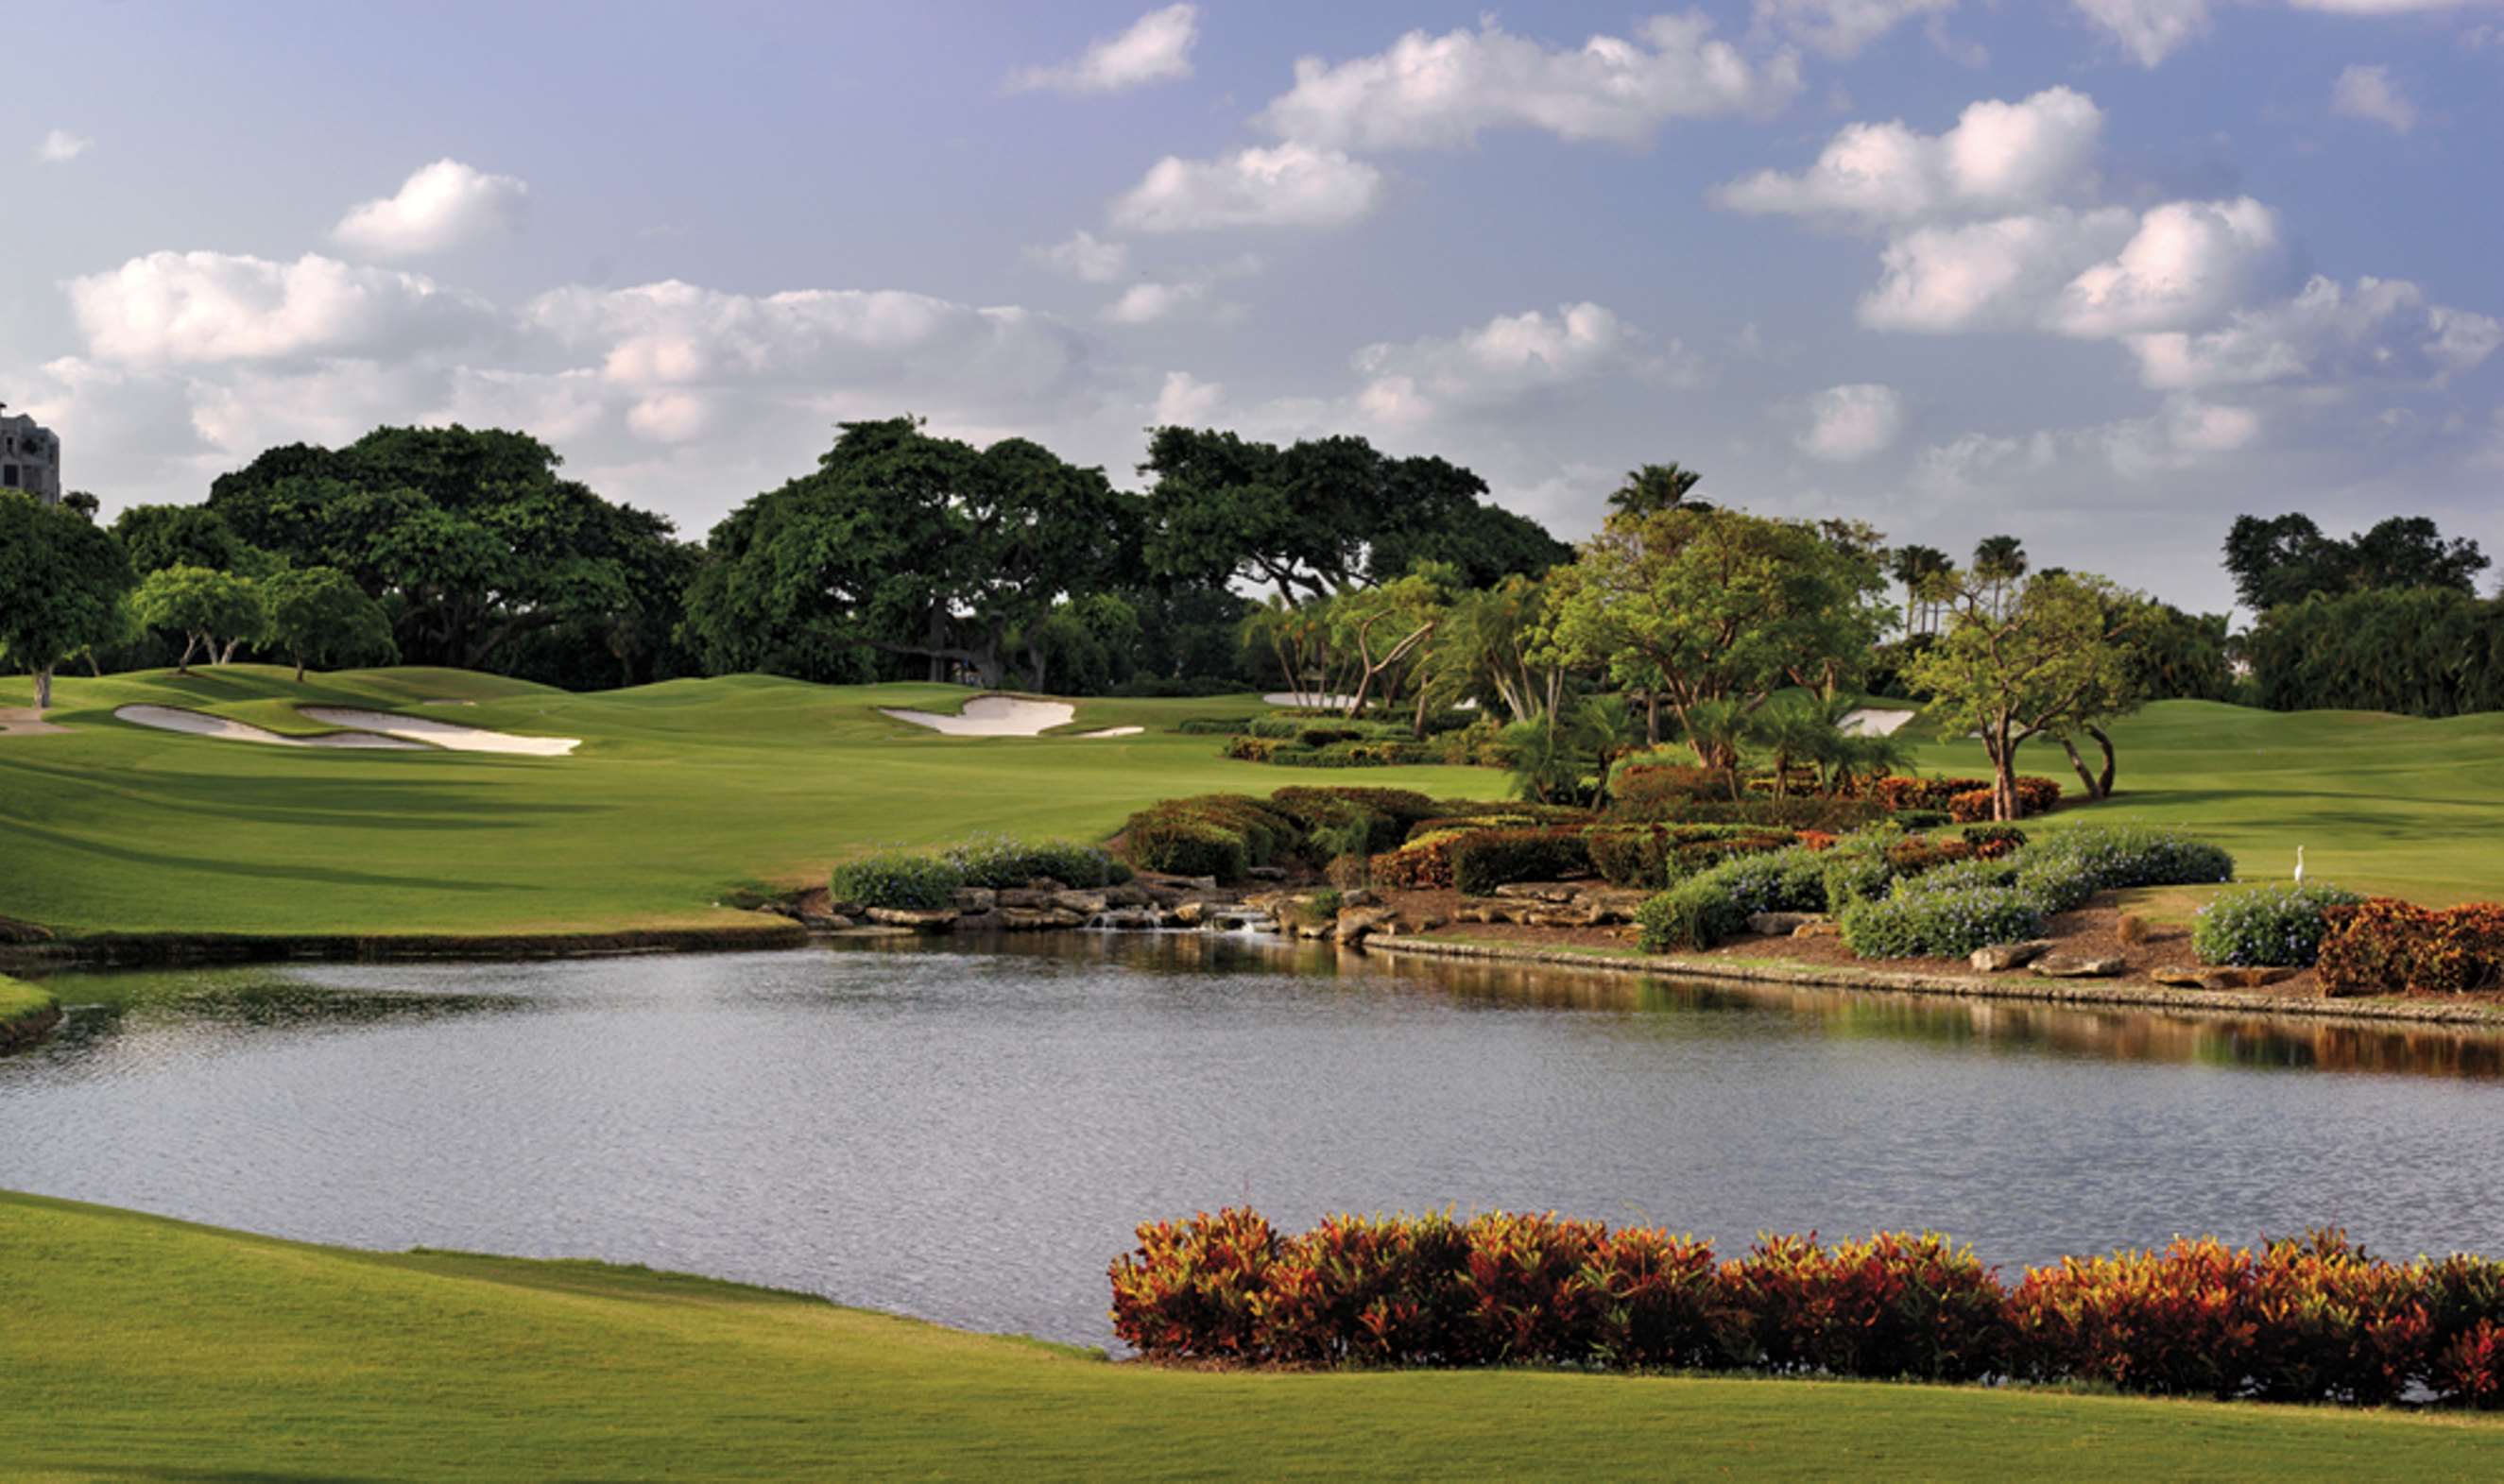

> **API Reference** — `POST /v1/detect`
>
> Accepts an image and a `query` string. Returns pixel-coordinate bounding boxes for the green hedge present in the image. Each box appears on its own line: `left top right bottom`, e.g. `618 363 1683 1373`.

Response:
1635 878 1751 952
1449 829 1593 896
831 852 968 911
2193 882 2363 967
945 836 1130 890
1839 883 2047 959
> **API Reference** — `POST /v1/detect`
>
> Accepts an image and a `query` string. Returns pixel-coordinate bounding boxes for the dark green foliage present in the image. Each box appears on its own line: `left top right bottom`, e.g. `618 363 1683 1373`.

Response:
1635 878 1749 952
1839 884 2047 960
2193 882 2363 967
945 837 1125 890
2244 588 2504 718
1127 817 1249 880
2225 512 2488 612
830 852 967 911
1613 795 1893 831
1583 824 1796 889
2020 827 2235 892
1449 829 1593 896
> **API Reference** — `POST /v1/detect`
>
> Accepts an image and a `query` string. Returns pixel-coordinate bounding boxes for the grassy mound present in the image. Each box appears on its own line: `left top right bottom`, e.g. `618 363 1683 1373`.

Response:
5 1190 2499 1481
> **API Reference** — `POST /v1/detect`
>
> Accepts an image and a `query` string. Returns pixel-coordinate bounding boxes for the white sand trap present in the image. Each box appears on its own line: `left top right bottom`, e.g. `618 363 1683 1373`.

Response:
117 705 426 750
1840 707 1917 738
881 695 1076 736
0 707 70 738
300 707 579 756
1077 725 1143 738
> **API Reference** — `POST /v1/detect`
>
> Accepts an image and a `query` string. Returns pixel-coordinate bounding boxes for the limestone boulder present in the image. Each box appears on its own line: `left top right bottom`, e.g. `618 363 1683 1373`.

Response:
951 887 998 913
1970 940 2053 972
1747 912 1824 937
2031 952 2126 979
866 906 959 932
1333 907 1398 945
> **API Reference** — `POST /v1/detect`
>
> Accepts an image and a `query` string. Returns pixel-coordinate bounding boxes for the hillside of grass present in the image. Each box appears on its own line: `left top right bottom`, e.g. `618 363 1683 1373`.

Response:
2 668 2498 940
3 1190 2495 1483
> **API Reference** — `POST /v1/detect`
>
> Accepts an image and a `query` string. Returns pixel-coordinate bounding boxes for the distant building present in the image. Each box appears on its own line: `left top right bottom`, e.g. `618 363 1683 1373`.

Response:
1 404 62 504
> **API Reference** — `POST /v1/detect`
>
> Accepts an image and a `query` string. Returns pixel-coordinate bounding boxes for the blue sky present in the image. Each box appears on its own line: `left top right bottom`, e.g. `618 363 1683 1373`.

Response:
8 0 2502 612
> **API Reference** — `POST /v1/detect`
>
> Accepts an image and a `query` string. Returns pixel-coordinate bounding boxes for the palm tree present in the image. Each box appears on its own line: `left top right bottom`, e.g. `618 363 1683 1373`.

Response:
1748 694 1840 799
1677 698 1751 799
1606 463 1708 519
1889 545 1953 635
1972 535 2030 618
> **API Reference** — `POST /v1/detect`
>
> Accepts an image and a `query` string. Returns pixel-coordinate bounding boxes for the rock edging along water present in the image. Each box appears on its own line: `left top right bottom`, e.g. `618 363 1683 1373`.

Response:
0 921 808 972
0 976 63 1051
1369 934 2504 1031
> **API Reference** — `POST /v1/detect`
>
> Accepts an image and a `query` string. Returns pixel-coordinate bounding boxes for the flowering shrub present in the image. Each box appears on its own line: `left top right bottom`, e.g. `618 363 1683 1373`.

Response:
945 836 1127 890
2019 826 2236 893
1960 824 2028 859
2193 882 2363 967
829 851 967 911
1113 1212 2504 1406
1839 881 2047 959
1635 877 1750 952
1872 775 2062 817
1698 847 1830 916
1449 828 1593 896
2317 899 2504 997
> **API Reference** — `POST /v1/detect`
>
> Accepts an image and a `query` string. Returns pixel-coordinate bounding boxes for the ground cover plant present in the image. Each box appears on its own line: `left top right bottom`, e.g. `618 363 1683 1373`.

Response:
1112 1208 2504 1410
2318 899 2504 997
2194 882 2365 967
11 1193 2503 1481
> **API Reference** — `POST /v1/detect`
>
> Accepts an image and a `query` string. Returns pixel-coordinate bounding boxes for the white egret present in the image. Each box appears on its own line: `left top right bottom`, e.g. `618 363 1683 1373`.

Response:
2293 846 2306 886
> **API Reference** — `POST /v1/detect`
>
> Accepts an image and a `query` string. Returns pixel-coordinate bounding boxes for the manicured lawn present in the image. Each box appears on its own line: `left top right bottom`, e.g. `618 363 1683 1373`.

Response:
3 1191 2495 1483
2 671 2498 940
0 972 54 1028
0 665 1490 937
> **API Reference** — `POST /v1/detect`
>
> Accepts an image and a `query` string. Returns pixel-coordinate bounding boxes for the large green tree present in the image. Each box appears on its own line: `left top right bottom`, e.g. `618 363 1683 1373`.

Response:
206 426 695 683
1139 428 1497 605
130 565 267 673
2224 513 2489 612
263 566 399 682
1907 572 2140 819
684 418 1139 687
0 492 135 709
1539 507 1890 750
1604 462 1707 518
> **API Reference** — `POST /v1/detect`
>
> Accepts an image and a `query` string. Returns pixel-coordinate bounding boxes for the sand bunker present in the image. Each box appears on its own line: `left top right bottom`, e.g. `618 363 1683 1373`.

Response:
299 708 580 756
0 707 70 739
117 706 427 750
1840 708 1917 738
1262 691 1362 709
880 695 1141 738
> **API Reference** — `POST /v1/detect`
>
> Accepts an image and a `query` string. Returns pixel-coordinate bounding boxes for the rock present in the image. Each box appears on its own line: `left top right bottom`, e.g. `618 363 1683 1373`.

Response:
1050 891 1109 915
1341 888 1381 909
1205 909 1275 933
1246 865 1289 882
1137 883 1184 907
995 888 1049 910
2031 952 2126 979
1172 899 1209 927
866 906 958 932
1411 914 1449 932
798 913 854 931
1494 883 1576 902
1582 891 1653 924
1334 907 1398 945
1103 884 1151 908
1525 910 1595 929
951 887 998 913
1792 921 1843 938
953 910 1005 932
1746 912 1823 937
2155 965 2299 990
1097 907 1165 930
1969 940 2053 972
2116 913 2152 945
825 899 866 920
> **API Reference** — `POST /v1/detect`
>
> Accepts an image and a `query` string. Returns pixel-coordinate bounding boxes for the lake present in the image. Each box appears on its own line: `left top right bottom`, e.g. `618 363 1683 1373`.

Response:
7 933 2503 1349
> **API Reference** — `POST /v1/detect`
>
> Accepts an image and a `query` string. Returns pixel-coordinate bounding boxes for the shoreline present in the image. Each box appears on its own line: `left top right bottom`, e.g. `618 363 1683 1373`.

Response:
1371 933 2504 1031
0 920 808 976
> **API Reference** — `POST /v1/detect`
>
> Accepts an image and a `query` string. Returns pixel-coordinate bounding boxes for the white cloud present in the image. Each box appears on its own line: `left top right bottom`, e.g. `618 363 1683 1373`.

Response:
1796 382 1906 460
1346 301 1699 425
1009 4 1198 94
1751 0 1959 59
1024 230 1131 283
1256 14 1801 151
1858 208 2137 333
1715 87 2103 226
2071 0 2211 67
1108 144 1383 232
1103 281 1209 325
36 128 91 163
1916 397 2258 492
2124 275 2503 389
2331 63 2419 131
1152 370 1225 424
524 280 1094 414
333 159 530 259
2050 196 2288 337
66 250 495 367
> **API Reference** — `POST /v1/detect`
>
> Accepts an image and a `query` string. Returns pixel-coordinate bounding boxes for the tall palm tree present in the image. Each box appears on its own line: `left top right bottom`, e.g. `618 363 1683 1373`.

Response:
1972 535 2029 617
1888 544 1953 635
1607 463 1707 518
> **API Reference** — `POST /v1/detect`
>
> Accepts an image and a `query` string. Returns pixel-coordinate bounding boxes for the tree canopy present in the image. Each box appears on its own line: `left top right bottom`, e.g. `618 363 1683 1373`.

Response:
0 491 133 709
2223 513 2489 612
1908 571 2141 818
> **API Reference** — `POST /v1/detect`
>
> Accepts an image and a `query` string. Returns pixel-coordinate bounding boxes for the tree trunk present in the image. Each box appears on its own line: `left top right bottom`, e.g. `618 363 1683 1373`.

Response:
1987 725 2020 821
295 657 308 684
1412 686 1431 740
34 665 54 711
1644 690 1660 746
218 637 241 665
2057 734 2104 802
2088 724 2117 798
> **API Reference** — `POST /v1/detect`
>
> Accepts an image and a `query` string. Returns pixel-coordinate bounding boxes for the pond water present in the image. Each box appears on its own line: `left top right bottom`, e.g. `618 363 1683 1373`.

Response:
8 934 2504 1349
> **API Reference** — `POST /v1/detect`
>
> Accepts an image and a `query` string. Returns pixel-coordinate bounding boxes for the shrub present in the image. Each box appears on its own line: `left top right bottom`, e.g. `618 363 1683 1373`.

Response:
945 835 1123 890
1611 795 1894 832
2316 898 2504 997
2192 882 2364 967
1368 829 1475 890
1108 1208 1282 1361
1839 881 2046 959
830 851 967 912
1126 816 1249 881
1947 788 1997 824
1273 786 1439 841
1325 852 1372 890
2021 826 2235 893
1692 847 1829 916
1175 716 1250 736
1894 809 1952 830
1449 828 1592 896
1960 824 2028 859
1872 774 2062 817
1635 877 1748 952
1252 1211 1474 1366
1223 736 1312 764
1721 1232 2006 1382
1582 824 1792 890
1606 761 1734 817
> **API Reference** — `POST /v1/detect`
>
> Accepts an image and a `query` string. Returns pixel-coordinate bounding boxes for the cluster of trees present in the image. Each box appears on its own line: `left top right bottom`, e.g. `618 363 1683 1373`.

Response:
2224 512 2497 716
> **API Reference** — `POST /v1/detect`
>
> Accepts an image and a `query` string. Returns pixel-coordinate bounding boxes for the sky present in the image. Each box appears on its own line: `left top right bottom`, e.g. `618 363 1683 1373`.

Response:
7 0 2502 615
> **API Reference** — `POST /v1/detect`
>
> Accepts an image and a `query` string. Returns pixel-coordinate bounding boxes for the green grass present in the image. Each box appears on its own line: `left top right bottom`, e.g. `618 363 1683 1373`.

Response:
3 672 2499 940
0 666 1491 937
1897 699 2504 905
0 971 55 1028
5 1190 2497 1483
